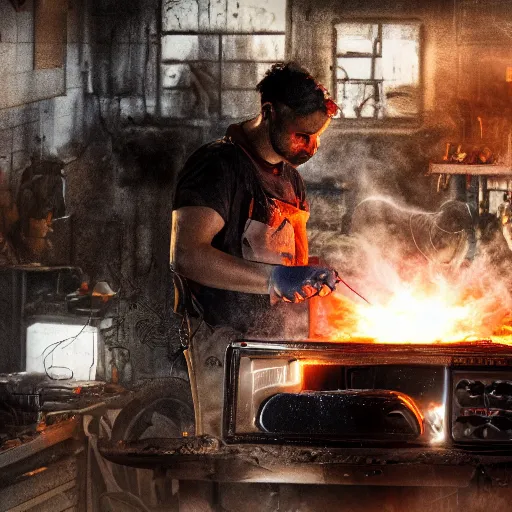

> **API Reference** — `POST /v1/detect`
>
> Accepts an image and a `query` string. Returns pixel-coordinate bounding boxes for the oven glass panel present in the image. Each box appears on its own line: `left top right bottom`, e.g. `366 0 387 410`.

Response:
235 355 447 444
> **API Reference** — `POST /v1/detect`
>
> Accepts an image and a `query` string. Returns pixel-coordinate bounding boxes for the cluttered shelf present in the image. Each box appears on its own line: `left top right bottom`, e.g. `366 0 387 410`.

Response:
428 134 512 176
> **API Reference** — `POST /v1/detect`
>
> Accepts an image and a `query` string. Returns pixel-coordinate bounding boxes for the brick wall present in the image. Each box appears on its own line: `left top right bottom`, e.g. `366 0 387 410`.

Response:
0 0 98 262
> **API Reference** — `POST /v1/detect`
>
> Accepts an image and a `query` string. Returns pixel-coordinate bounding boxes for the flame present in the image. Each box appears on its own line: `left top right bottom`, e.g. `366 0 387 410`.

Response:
354 284 481 343
310 248 512 344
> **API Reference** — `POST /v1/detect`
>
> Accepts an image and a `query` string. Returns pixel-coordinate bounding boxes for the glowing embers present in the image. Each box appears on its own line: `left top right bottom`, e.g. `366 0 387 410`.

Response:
351 276 512 344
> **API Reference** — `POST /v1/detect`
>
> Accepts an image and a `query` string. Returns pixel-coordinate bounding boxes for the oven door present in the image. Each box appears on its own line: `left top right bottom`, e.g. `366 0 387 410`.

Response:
224 341 449 445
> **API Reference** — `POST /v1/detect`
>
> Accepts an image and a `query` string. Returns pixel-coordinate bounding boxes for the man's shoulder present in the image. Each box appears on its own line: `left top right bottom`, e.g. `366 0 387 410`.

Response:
177 137 245 186
186 136 241 164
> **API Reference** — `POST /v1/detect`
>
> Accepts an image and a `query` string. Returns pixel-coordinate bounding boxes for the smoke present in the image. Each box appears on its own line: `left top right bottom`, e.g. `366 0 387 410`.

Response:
301 130 441 213
316 196 512 342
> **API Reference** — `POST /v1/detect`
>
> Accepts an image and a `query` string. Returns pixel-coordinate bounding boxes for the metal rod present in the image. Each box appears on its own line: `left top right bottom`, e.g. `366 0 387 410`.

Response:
336 276 371 305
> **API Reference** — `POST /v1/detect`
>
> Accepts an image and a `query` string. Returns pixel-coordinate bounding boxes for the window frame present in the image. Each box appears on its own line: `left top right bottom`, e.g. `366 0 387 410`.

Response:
331 18 424 130
160 30 286 119
160 0 288 122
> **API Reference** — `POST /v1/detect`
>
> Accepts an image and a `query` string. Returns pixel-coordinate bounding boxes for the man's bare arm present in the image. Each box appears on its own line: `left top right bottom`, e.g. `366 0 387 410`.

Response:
170 206 273 294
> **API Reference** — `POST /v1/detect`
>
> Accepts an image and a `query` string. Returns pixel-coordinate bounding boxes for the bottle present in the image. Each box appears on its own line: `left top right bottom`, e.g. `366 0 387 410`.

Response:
110 360 119 384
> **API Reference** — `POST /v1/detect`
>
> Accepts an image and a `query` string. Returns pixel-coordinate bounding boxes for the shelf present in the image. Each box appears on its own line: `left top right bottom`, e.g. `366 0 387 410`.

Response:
337 53 382 58
428 163 512 176
336 78 384 84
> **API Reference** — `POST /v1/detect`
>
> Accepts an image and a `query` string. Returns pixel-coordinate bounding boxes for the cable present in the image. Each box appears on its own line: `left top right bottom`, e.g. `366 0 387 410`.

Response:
410 212 468 265
41 313 93 381
88 330 96 380
169 316 214 377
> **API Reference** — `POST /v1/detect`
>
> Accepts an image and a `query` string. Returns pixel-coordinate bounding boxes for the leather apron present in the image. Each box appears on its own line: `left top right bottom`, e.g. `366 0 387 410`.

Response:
238 143 309 267
242 196 309 266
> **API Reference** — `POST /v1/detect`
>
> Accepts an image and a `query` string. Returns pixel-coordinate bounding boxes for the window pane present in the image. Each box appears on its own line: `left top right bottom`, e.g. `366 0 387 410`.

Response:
162 84 220 118
162 0 199 32
337 57 382 80
162 64 192 87
222 90 260 117
162 62 219 90
162 35 219 61
222 35 285 61
335 23 379 55
337 82 383 119
335 22 421 119
382 24 420 85
222 62 270 88
381 24 420 118
383 24 419 42
162 0 286 33
383 84 419 118
198 0 228 32
226 0 286 32
160 1 287 118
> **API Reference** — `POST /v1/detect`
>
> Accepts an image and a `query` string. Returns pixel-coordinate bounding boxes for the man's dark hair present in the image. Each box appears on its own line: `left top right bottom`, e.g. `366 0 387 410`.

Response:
256 62 332 117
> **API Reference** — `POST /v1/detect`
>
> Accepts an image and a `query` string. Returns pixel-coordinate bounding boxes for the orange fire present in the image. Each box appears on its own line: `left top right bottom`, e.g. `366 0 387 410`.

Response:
354 286 488 343
310 261 512 345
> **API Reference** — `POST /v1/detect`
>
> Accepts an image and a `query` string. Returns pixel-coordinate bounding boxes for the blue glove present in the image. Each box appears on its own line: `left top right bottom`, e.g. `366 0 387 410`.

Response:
269 265 339 303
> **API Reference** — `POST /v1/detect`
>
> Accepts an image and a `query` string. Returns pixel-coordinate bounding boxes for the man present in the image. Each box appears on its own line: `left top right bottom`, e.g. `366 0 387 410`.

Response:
171 62 340 338
170 63 340 435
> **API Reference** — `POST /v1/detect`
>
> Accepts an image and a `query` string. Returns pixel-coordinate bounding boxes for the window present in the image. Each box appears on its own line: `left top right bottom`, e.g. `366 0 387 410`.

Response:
334 22 421 120
161 0 286 119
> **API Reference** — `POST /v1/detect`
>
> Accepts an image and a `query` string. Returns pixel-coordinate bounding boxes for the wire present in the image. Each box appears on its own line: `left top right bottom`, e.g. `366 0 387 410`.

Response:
410 212 468 265
41 313 93 381
88 330 96 380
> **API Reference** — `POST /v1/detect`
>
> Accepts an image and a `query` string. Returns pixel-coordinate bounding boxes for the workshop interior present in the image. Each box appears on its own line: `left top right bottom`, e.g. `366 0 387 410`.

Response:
3 0 512 511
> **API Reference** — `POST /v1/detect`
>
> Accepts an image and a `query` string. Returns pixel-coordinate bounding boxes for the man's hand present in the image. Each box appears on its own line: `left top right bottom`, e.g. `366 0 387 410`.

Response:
269 265 339 303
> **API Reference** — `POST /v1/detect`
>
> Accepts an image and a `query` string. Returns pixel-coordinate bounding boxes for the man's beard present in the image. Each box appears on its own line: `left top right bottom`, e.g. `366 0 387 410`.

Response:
268 118 313 167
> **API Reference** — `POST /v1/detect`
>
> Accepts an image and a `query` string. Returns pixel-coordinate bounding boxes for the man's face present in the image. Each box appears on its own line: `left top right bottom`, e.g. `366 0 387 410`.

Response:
267 105 331 166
